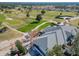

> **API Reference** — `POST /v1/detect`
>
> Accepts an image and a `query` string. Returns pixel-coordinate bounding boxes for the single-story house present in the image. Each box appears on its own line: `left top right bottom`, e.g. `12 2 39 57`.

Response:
28 25 78 56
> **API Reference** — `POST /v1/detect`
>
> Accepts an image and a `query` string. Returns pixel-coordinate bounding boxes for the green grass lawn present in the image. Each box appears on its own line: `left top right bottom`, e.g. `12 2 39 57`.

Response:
5 19 25 27
0 26 5 29
0 14 6 29
0 10 76 32
18 20 45 32
38 22 50 30
38 22 56 30
0 14 5 22
18 20 56 32
0 9 77 41
17 10 76 32
0 9 77 42
29 10 76 22
44 11 76 19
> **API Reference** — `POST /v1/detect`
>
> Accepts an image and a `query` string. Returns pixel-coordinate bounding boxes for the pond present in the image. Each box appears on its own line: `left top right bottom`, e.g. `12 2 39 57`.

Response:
55 15 74 20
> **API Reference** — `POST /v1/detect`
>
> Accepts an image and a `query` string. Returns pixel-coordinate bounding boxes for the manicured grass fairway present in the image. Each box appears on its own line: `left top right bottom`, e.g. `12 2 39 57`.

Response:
38 22 56 30
18 21 55 32
18 10 76 32
0 14 5 22
0 10 76 33
18 20 45 32
5 19 24 27
38 22 50 30
0 10 77 41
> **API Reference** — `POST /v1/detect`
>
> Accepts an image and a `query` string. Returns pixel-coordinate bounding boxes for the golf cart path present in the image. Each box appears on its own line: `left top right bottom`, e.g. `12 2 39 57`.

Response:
32 22 47 31
2 22 24 35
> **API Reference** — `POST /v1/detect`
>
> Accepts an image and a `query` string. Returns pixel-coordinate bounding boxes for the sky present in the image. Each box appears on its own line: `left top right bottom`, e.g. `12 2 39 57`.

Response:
0 0 79 2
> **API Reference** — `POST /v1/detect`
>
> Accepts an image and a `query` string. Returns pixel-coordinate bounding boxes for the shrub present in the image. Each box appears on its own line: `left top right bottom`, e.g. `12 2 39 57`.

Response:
15 40 27 55
48 45 63 56
72 33 79 55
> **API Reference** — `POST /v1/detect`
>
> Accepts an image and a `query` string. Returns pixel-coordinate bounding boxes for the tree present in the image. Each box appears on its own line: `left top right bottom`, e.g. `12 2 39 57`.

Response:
35 10 46 22
26 12 30 17
0 27 7 33
41 10 46 15
0 8 4 12
35 14 42 22
76 11 79 16
26 6 32 17
26 10 30 17
15 40 26 55
59 12 62 16
17 8 21 11
48 45 63 56
28 6 32 12
72 33 79 55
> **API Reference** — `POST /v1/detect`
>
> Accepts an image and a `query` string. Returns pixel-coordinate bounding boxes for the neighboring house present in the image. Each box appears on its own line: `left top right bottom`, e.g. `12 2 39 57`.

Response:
28 25 78 56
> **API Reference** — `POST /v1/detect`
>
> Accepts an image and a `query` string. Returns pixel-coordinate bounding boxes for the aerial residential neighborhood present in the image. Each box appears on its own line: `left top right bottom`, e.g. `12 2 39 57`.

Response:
0 2 79 56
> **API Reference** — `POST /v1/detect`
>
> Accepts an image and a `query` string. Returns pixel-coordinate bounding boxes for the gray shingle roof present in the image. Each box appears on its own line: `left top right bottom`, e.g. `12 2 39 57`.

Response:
33 25 78 54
